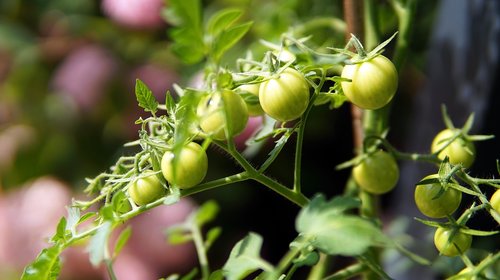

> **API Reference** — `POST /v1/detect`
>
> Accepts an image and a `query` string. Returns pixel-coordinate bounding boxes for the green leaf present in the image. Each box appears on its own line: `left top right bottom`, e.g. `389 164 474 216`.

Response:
166 0 202 29
208 270 224 280
292 250 319 267
174 89 204 145
78 212 97 225
166 0 205 64
166 91 176 114
170 28 206 64
194 200 219 227
461 112 475 134
66 207 80 237
222 232 274 280
207 9 243 37
165 225 193 245
21 243 64 280
441 104 455 129
296 194 387 256
459 228 499 236
88 221 113 267
213 21 253 62
113 226 132 258
135 79 159 114
54 217 67 242
205 226 222 250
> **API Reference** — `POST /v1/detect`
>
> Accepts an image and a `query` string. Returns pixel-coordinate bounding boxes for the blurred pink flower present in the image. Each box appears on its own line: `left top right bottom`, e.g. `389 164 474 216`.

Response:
1 177 72 269
101 0 166 30
51 44 117 113
126 198 197 276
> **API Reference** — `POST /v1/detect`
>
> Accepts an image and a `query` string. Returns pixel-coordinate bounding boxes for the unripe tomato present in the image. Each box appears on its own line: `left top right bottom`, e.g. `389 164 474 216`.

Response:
197 89 249 140
128 171 166 206
431 128 476 168
490 189 500 213
352 150 399 194
259 67 310 122
414 174 462 218
341 55 398 110
433 227 472 257
236 84 265 116
161 142 208 189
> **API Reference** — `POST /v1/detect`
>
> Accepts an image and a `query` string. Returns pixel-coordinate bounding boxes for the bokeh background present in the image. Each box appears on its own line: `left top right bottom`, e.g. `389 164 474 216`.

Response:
0 0 498 279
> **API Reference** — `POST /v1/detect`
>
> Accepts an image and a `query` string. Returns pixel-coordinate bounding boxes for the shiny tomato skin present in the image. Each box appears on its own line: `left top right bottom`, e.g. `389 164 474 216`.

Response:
414 174 462 218
259 67 310 122
128 171 166 206
434 227 472 257
161 142 208 189
352 150 400 194
431 128 476 168
341 55 398 110
197 89 249 140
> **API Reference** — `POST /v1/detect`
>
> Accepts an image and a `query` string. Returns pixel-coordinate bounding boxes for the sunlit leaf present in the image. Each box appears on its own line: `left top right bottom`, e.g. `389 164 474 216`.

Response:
207 9 243 37
213 22 253 62
296 194 387 256
222 232 273 280
113 226 132 258
21 243 64 280
135 79 159 114
194 200 219 227
88 221 112 266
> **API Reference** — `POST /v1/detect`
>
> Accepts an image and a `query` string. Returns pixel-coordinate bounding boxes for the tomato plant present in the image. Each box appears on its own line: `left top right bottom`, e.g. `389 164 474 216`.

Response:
341 54 398 110
258 67 310 122
352 150 399 194
414 174 462 218
18 1 500 280
161 142 208 189
128 171 166 206
431 128 476 168
197 89 249 140
433 227 472 257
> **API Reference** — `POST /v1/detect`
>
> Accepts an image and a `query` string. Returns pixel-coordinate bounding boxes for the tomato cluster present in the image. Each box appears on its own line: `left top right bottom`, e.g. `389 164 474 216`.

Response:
127 142 208 206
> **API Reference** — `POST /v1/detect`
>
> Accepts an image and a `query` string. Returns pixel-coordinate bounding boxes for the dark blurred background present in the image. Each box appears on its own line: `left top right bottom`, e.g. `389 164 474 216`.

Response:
0 0 498 279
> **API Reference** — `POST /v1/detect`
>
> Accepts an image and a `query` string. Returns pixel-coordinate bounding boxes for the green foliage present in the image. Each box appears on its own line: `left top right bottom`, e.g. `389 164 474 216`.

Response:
135 79 159 115
296 194 388 256
222 232 273 280
21 244 64 280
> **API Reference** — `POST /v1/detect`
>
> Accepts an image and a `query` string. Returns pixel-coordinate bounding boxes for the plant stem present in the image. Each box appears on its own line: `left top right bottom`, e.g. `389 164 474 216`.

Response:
105 259 118 280
190 220 210 279
307 253 329 280
322 263 367 280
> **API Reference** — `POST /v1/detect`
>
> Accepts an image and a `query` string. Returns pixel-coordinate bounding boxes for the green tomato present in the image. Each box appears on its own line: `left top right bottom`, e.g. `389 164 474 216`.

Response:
197 89 249 140
490 189 500 213
431 128 476 168
259 67 310 122
352 150 400 194
414 174 462 218
434 227 472 257
161 142 208 189
341 55 398 110
236 83 265 116
128 171 166 206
